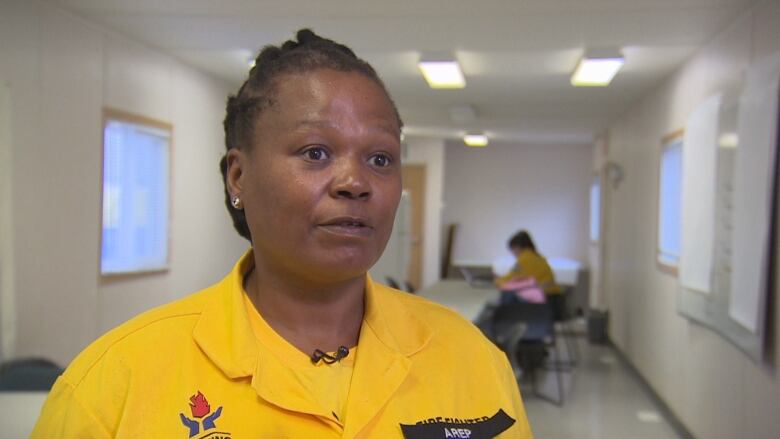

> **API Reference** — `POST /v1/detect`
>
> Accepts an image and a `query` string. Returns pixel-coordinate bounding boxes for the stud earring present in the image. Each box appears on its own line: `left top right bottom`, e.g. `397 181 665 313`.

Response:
231 195 243 210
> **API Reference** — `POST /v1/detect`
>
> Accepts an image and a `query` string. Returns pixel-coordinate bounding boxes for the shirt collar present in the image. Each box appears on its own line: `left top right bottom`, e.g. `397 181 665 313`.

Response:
192 250 258 378
363 272 433 357
193 250 433 379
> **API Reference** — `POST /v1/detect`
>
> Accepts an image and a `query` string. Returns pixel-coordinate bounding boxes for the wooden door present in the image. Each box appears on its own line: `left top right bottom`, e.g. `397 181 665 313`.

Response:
401 165 425 290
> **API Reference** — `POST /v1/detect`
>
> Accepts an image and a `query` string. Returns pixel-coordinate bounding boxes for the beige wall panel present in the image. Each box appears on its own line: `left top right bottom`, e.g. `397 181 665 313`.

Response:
602 2 780 436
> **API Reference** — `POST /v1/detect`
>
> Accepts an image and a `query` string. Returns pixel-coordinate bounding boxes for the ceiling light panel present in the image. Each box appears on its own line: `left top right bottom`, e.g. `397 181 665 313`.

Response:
463 134 488 147
571 48 624 87
418 54 466 89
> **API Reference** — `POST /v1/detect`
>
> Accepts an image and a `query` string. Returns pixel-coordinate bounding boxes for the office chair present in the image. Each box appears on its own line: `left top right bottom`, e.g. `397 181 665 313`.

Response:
549 287 579 366
491 301 565 405
0 357 63 391
385 277 402 290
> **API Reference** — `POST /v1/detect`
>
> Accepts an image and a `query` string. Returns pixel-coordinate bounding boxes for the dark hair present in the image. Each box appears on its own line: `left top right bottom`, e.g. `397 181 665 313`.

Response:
508 230 537 253
219 29 403 241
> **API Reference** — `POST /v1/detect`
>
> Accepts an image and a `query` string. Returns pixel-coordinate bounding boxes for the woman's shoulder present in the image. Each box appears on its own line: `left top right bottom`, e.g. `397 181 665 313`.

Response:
372 284 513 388
62 284 219 387
372 283 497 351
518 249 540 261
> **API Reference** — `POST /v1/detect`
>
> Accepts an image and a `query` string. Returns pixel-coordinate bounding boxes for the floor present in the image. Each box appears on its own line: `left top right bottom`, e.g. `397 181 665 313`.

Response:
416 281 683 439
520 332 682 439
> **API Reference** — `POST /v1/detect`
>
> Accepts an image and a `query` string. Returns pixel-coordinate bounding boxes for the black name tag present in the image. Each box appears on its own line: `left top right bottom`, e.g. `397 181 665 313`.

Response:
400 409 515 439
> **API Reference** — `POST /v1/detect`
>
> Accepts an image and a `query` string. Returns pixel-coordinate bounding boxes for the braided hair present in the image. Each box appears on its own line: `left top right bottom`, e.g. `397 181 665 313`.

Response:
220 29 402 241
508 230 537 253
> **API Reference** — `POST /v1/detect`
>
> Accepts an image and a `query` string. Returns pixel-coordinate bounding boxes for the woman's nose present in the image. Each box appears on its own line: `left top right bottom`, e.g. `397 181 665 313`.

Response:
331 158 371 200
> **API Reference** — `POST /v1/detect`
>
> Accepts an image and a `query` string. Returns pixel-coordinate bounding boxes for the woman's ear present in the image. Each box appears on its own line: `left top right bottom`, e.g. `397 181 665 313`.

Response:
225 148 246 196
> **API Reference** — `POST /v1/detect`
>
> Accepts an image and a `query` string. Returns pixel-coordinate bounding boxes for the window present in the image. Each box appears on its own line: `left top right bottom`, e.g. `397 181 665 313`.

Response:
589 175 600 242
101 110 171 275
657 133 683 269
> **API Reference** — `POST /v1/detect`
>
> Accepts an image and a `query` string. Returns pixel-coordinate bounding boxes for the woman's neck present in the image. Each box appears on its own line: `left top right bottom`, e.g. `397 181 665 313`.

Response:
243 260 366 357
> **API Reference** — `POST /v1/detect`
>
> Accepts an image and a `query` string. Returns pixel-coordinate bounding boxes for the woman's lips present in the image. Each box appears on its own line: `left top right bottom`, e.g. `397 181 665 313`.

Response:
317 217 373 237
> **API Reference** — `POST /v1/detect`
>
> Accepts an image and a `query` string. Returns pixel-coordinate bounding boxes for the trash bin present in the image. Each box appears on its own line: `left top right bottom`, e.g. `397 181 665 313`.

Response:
587 309 609 344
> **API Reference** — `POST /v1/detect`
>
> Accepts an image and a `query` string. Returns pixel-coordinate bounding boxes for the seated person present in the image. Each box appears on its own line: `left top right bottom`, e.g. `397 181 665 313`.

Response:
496 231 563 314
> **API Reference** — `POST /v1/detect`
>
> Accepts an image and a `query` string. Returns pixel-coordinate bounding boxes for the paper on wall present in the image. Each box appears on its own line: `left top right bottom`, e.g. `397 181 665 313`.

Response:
680 94 721 294
728 54 780 333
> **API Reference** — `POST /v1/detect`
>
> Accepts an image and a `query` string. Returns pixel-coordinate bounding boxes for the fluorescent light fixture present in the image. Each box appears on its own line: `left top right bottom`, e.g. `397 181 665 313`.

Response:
463 133 488 147
718 132 738 149
571 48 624 87
418 54 465 89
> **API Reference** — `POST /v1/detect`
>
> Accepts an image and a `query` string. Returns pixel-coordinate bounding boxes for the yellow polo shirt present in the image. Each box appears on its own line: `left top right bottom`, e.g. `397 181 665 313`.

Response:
242 292 356 424
32 252 533 438
496 249 561 295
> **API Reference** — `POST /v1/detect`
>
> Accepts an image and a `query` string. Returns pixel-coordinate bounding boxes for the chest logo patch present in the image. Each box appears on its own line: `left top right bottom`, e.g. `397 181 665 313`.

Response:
179 391 231 438
400 409 515 439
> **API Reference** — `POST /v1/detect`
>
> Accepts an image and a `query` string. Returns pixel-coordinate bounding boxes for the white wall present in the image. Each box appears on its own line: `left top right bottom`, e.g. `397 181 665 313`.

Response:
370 192 411 288
0 1 247 366
0 82 14 362
403 137 445 288
601 1 780 437
442 141 591 264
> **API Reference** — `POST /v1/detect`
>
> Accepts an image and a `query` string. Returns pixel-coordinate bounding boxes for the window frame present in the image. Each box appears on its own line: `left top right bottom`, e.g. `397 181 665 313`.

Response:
99 108 173 277
655 129 684 276
589 174 601 243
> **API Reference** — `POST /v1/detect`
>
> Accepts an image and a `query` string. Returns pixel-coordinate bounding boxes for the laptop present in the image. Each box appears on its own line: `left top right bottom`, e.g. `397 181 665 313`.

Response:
459 266 496 288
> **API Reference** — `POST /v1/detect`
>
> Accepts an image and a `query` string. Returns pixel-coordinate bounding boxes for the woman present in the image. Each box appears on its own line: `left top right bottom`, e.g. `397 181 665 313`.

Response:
496 230 562 306
32 30 532 438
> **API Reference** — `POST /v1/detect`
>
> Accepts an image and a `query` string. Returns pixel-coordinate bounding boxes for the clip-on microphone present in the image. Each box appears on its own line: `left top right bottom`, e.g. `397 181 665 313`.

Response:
311 346 349 365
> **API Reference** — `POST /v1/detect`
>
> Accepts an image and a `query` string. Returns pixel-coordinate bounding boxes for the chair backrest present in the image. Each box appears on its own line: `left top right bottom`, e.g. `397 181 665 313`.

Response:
491 302 554 342
548 290 571 322
385 277 401 290
0 358 63 391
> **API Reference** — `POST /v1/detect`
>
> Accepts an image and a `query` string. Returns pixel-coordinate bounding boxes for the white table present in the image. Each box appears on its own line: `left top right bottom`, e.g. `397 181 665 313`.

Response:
417 280 499 321
0 391 47 438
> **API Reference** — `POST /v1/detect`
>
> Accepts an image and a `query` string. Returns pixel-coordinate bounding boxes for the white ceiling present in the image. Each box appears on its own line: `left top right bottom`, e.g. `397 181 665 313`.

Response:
49 0 757 144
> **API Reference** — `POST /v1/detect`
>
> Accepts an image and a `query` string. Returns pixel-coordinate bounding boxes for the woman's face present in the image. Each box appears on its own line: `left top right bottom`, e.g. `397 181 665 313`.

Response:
227 69 402 284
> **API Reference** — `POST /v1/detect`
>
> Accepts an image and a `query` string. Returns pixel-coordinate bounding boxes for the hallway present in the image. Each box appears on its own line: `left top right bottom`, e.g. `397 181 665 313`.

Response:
523 336 682 439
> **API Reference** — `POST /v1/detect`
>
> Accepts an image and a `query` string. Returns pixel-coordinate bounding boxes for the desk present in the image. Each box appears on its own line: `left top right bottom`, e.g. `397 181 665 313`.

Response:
453 259 591 317
417 280 499 321
0 391 47 438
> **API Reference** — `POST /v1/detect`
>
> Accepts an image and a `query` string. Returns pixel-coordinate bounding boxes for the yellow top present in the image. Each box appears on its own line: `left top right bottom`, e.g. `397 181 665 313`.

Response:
242 291 355 423
497 249 561 294
32 250 533 438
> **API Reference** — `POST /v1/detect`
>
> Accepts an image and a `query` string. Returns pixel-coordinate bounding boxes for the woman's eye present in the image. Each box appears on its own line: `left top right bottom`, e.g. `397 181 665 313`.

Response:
370 153 392 168
303 147 329 161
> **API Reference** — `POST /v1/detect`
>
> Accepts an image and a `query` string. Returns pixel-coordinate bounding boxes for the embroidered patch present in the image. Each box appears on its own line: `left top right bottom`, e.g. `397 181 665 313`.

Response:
179 391 231 438
400 409 515 439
